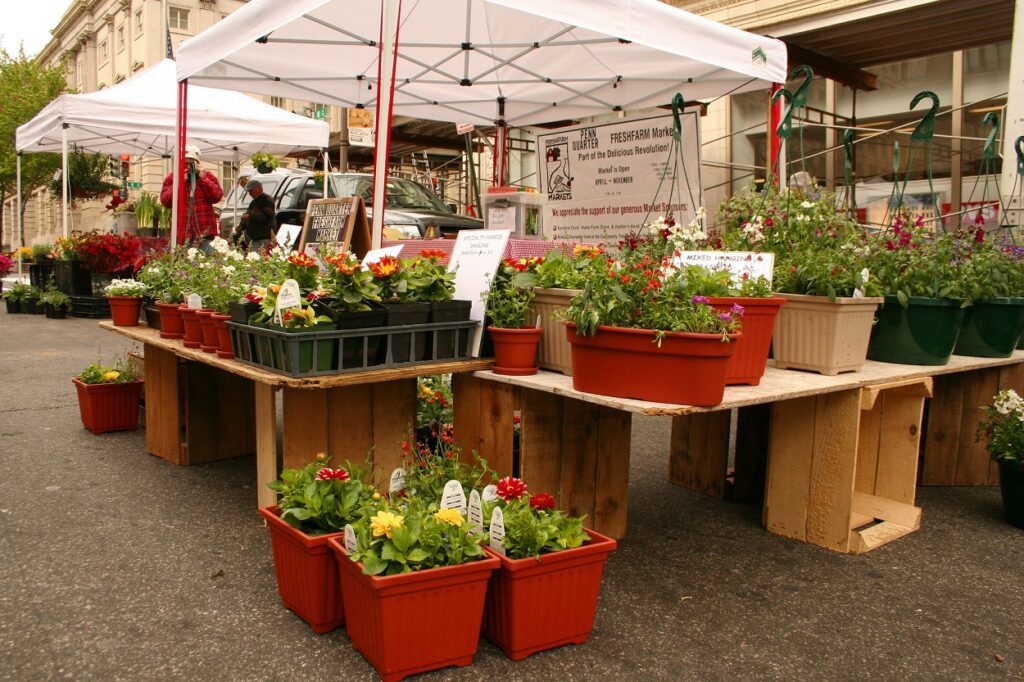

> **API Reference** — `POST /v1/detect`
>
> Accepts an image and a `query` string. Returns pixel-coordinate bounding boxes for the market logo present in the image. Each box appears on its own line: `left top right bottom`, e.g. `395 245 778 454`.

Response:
545 139 572 201
751 46 768 68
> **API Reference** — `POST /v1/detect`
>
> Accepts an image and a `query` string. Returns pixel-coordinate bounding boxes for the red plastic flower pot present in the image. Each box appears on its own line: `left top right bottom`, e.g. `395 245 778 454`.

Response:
72 378 144 435
156 302 184 339
107 295 142 327
211 313 234 359
565 323 738 406
482 529 617 661
708 296 786 386
489 326 543 376
196 309 220 353
179 306 204 349
328 537 499 682
258 506 345 634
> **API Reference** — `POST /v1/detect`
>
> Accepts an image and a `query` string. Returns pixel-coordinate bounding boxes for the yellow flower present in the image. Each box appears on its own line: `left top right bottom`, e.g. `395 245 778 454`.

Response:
433 508 464 527
372 492 382 500
369 511 404 539
101 371 120 382
315 452 327 461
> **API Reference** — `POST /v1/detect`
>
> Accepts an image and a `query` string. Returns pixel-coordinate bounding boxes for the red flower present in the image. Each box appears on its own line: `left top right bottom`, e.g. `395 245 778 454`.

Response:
370 256 401 277
400 440 411 454
529 492 556 510
288 252 317 268
975 228 985 244
315 467 350 481
420 249 447 261
496 476 528 501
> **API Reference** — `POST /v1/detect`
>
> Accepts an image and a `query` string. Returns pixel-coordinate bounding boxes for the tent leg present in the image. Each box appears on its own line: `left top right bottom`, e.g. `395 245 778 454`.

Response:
61 124 69 239
370 0 401 250
16 153 22 275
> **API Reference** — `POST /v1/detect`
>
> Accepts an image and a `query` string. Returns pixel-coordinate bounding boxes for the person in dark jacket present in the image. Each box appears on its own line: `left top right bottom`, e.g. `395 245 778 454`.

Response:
160 144 224 252
233 179 277 252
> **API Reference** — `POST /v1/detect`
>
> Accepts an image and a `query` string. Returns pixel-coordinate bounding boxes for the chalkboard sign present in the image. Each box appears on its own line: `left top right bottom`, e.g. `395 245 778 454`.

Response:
297 197 371 259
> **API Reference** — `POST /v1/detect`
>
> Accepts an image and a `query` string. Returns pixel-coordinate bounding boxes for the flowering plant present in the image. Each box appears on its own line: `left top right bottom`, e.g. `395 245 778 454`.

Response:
136 251 187 304
104 278 149 297
73 231 142 274
484 257 540 328
0 253 12 278
864 224 969 307
54 235 85 260
77 357 140 384
977 390 1024 468
267 454 380 536
486 478 590 560
401 437 496 506
320 250 382 312
370 255 430 303
411 249 456 302
534 244 608 290
347 497 487 575
416 375 453 434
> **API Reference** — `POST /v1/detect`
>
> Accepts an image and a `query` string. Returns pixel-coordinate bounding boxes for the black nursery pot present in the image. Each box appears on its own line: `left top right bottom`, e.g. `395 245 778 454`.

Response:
335 308 388 370
382 302 430 364
229 301 262 324
429 299 472 359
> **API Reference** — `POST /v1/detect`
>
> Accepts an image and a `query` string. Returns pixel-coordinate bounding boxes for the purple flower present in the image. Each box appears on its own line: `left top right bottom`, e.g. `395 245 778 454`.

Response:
691 295 710 305
718 312 733 321
731 303 745 317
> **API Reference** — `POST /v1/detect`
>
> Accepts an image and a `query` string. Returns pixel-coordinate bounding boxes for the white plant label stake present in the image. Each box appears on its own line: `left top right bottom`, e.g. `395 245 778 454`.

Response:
489 506 506 555
467 490 483 535
343 524 357 554
273 278 302 325
389 468 406 495
186 293 203 309
482 484 498 503
440 479 467 516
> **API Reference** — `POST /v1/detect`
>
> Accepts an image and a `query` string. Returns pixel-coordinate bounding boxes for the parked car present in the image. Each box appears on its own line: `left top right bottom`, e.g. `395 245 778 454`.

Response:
220 170 482 241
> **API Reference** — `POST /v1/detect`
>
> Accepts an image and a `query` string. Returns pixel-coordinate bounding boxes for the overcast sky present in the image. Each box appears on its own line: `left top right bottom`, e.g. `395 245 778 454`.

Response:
1 0 72 57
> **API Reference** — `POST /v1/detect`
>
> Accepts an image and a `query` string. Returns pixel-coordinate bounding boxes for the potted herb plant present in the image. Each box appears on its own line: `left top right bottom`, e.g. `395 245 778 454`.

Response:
250 151 279 174
318 249 386 367
951 239 1024 358
480 477 617 661
414 249 470 360
21 285 43 315
260 455 379 633
484 257 543 375
977 389 1024 528
40 286 72 319
104 278 149 327
3 282 30 314
371 255 433 363
72 357 144 434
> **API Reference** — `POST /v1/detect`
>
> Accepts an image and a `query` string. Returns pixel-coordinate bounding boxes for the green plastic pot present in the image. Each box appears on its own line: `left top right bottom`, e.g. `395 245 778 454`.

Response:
999 461 1024 529
867 295 965 366
954 298 1024 358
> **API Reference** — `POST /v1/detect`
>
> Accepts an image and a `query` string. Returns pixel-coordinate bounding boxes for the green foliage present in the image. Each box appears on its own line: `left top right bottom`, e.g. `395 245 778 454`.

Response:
864 226 969 306
39 281 71 311
48 152 119 200
267 456 380 536
416 375 453 431
134 191 159 230
977 390 1024 467
774 242 880 300
499 496 590 560
484 258 538 329
136 251 187 304
534 246 608 290
409 250 455 302
401 438 496 507
31 243 53 260
319 249 382 312
77 356 139 384
2 281 33 302
250 152 279 172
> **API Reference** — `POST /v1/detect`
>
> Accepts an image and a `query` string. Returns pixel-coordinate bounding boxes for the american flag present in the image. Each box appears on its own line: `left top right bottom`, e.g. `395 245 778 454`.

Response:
166 28 174 59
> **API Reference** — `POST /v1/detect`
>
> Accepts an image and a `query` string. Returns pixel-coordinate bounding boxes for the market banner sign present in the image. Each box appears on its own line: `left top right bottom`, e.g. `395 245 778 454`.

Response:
348 108 375 147
536 111 702 244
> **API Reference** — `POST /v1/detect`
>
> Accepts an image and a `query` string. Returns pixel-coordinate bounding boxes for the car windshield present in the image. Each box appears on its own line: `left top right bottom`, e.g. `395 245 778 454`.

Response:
328 174 450 213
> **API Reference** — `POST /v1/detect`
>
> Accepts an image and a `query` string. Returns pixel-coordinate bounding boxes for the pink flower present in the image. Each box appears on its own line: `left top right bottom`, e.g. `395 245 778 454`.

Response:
691 295 710 305
730 303 745 317
496 476 528 501
316 467 350 481
529 492 556 510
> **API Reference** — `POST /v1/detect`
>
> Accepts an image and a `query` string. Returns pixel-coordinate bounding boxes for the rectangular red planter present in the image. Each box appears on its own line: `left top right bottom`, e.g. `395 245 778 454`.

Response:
482 528 617 661
72 378 144 434
258 506 344 634
709 296 785 386
328 537 499 682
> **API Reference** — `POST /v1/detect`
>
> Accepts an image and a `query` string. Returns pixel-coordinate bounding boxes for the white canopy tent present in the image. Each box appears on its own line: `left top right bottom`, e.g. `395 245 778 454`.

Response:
15 59 329 242
176 0 787 248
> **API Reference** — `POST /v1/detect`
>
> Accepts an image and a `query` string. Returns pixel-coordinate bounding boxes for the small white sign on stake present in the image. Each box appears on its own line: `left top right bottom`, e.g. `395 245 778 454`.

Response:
361 245 403 269
343 524 357 554
467 490 483 535
448 229 512 356
488 506 506 555
673 251 775 287
389 468 406 495
276 223 301 249
440 479 467 516
186 293 203 310
481 484 498 503
273 278 302 325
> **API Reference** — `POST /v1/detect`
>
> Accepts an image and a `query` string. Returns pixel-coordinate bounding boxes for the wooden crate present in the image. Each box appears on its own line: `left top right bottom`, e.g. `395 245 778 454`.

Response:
764 378 932 554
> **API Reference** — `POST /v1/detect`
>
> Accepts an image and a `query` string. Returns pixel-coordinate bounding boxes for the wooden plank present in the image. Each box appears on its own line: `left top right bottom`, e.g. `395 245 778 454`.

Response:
254 384 278 509
733 404 772 503
326 385 375 466
851 491 922 529
452 373 483 457
216 372 257 458
667 412 731 497
764 396 817 541
954 368 1000 486
281 387 329 470
855 391 882 496
593 407 632 539
850 522 916 554
860 376 933 411
519 390 564 495
804 390 861 553
371 379 417 483
144 344 183 464
478 382 519 478
874 391 927 505
559 400 601 520
184 363 221 464
922 374 965 485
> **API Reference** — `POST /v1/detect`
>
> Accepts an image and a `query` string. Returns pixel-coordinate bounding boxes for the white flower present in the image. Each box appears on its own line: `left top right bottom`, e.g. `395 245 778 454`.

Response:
186 247 199 260
800 201 814 209
210 236 230 254
861 268 870 284
246 251 262 262
227 250 244 261
222 265 236 275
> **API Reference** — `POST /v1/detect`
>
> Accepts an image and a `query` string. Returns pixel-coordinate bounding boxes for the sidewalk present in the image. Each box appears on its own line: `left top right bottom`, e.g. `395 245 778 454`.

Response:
1 311 1022 680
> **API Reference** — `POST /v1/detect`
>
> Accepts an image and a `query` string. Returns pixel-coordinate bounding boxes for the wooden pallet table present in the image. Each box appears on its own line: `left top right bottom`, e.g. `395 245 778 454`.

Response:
459 352 1024 550
101 322 491 508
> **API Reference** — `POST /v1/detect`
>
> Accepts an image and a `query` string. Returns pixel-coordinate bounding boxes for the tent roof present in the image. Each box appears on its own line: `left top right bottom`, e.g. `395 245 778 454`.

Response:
176 0 787 127
16 60 329 160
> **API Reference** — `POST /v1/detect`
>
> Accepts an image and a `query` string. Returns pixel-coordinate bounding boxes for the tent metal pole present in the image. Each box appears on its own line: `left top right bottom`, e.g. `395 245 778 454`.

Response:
494 97 508 187
371 0 402 251
323 149 333 198
768 83 782 189
232 148 239 232
16 153 22 277
61 124 69 238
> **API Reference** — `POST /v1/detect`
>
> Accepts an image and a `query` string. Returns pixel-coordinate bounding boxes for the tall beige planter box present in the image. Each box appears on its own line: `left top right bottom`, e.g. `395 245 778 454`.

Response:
530 287 580 375
772 293 883 375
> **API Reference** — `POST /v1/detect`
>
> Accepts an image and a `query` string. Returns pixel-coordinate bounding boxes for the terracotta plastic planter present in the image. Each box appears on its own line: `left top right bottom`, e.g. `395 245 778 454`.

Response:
708 296 786 386
530 287 580 375
72 378 144 434
156 302 185 339
999 461 1024 529
868 295 965 366
196 310 220 353
258 506 345 634
953 297 1024 359
107 295 143 327
179 306 204 349
772 293 883 375
328 538 499 682
212 313 234 359
482 529 617 661
566 323 738 406
489 326 543 376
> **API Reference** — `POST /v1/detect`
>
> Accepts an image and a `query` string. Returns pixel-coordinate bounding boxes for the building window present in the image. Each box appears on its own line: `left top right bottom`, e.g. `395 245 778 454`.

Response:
168 7 189 31
270 96 284 108
135 10 143 33
100 40 108 62
117 26 125 51
221 162 237 198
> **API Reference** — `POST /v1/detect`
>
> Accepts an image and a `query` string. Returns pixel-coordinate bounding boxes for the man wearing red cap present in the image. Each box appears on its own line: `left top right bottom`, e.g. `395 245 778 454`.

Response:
160 144 224 251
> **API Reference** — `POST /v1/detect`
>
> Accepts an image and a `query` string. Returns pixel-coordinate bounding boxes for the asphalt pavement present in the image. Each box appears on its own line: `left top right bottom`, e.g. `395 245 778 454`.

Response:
1 310 1022 681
